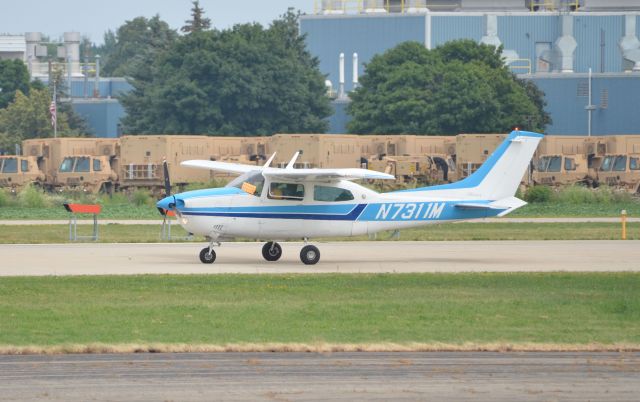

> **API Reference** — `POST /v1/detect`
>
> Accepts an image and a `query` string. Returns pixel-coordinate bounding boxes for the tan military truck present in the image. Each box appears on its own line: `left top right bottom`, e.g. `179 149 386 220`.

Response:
368 154 456 184
532 136 593 186
21 137 119 192
0 156 45 191
455 134 506 179
269 134 362 169
589 135 640 192
54 155 118 193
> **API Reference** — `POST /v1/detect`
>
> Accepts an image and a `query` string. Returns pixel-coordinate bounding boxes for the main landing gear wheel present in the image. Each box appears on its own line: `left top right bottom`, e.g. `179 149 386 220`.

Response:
262 242 282 262
199 247 216 264
300 245 320 265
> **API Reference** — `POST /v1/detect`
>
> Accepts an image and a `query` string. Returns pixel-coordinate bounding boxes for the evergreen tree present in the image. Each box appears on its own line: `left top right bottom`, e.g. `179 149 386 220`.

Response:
181 1 212 33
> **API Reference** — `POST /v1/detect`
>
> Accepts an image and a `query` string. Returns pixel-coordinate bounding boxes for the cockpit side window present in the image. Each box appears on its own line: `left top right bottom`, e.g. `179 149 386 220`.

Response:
268 182 305 201
314 185 354 202
227 171 264 197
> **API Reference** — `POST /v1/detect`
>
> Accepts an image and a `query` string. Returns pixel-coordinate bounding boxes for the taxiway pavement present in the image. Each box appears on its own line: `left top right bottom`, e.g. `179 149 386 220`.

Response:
0 352 638 401
1 240 638 276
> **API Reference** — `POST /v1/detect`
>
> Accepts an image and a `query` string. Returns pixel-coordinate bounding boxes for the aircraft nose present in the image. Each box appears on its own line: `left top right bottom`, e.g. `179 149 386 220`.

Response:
156 195 175 211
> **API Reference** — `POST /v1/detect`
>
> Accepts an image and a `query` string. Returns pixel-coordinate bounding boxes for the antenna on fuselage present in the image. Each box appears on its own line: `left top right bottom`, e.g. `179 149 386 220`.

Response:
286 151 301 169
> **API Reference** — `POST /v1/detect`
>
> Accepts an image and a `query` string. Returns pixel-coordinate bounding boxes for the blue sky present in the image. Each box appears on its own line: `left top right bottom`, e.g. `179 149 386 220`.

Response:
0 0 311 43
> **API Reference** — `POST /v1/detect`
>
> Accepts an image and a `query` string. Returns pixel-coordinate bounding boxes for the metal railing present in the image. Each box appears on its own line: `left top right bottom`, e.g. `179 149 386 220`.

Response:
529 0 580 11
313 0 455 15
508 58 532 75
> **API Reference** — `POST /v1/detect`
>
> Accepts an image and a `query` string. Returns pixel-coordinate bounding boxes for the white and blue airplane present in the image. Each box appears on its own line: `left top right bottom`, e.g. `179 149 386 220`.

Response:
157 130 543 265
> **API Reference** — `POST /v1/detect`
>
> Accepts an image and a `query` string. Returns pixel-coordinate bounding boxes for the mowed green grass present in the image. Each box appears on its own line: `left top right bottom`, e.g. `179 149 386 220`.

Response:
0 274 638 346
1 200 639 220
0 222 636 244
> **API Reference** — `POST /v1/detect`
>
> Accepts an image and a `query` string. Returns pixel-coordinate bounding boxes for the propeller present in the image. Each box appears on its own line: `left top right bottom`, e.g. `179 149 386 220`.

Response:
157 160 176 217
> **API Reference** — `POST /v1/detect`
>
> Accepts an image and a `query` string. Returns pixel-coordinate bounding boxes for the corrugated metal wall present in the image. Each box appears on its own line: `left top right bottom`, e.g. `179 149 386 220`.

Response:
301 15 425 92
431 15 483 46
329 74 640 135
573 15 624 73
72 99 125 138
498 15 558 73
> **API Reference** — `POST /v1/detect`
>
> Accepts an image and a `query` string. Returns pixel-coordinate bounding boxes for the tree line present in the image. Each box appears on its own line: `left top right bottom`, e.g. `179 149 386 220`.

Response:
0 0 550 153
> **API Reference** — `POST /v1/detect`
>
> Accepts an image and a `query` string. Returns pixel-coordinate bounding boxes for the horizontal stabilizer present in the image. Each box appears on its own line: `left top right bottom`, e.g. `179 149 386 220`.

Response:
454 203 505 210
455 196 527 216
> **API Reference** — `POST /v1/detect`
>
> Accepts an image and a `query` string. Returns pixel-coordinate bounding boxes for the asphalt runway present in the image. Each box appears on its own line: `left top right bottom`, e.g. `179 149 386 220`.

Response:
1 240 639 276
0 352 638 401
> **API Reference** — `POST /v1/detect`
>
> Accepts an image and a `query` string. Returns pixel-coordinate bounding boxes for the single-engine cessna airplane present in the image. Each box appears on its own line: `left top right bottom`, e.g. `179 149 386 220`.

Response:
157 130 542 265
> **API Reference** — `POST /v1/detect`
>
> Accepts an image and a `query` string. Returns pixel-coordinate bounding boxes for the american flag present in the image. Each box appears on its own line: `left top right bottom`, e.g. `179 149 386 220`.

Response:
49 100 56 127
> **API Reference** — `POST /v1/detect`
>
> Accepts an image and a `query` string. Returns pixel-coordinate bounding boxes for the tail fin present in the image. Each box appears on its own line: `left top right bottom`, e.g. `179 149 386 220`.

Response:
397 130 543 200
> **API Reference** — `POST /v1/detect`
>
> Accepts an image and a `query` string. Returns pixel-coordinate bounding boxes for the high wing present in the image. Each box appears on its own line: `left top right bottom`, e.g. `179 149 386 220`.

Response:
262 167 394 182
181 159 395 181
180 160 257 175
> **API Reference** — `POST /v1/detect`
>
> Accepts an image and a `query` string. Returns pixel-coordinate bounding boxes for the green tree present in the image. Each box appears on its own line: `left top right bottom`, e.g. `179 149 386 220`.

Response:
122 9 331 135
0 59 31 109
348 40 550 135
0 88 87 151
181 0 212 33
98 15 177 77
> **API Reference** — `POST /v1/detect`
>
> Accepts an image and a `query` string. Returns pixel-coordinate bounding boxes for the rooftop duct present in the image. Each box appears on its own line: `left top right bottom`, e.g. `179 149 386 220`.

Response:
553 15 577 73
619 15 640 72
479 15 520 65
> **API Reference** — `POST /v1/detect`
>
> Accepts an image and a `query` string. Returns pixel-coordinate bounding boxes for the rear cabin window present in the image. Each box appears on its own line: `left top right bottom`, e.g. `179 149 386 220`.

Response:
630 157 639 171
21 160 28 172
268 182 304 201
74 157 90 173
613 156 627 172
59 157 74 173
2 158 17 173
314 185 354 202
93 159 102 172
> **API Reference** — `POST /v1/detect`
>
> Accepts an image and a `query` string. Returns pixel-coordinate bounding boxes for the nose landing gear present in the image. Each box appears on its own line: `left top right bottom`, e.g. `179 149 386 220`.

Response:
199 247 216 264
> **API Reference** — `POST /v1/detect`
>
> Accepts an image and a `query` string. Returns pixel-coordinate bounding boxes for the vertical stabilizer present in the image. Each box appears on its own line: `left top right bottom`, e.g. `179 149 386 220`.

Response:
396 130 543 200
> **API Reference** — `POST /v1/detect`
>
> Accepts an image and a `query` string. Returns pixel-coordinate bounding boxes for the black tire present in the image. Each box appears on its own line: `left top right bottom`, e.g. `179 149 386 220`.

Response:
199 247 216 264
300 245 320 265
262 242 282 262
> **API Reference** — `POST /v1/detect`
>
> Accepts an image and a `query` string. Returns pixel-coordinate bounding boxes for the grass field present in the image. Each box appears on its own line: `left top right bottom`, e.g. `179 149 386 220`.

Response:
0 273 638 350
0 221 637 244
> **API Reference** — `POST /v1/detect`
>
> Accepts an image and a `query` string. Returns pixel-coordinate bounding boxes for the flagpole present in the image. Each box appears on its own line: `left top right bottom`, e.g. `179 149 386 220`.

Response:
53 80 57 138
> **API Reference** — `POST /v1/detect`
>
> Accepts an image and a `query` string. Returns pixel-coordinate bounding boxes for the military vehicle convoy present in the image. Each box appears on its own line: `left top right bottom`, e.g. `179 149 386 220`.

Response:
1 133 639 193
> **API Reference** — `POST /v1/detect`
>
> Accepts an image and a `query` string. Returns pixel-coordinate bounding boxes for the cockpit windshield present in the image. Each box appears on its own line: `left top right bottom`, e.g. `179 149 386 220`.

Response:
227 171 264 196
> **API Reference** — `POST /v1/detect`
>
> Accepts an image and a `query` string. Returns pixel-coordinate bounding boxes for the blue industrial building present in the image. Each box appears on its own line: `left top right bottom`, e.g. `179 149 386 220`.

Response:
302 0 640 135
46 1 640 137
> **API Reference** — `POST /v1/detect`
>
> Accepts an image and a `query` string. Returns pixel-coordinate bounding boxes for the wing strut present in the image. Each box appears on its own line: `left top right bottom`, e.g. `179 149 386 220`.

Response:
263 152 276 168
286 151 300 169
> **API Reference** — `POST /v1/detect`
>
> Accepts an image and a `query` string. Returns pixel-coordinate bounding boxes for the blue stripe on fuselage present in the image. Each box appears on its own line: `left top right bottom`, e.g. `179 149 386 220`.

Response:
181 203 367 221
178 201 505 221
